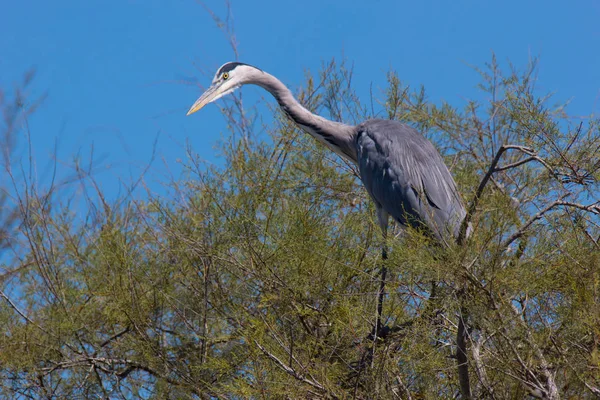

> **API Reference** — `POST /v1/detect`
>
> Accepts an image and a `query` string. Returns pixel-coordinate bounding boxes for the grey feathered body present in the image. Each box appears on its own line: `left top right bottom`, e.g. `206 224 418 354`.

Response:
356 119 465 243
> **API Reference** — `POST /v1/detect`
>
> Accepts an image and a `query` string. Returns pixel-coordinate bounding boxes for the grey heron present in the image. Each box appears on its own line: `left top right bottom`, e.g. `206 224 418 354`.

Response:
187 62 467 245
187 62 468 336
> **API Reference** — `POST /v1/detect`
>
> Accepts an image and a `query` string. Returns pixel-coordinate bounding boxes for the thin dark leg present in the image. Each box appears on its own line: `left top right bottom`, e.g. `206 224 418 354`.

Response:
372 208 389 342
371 246 388 341
368 246 388 369
376 247 388 334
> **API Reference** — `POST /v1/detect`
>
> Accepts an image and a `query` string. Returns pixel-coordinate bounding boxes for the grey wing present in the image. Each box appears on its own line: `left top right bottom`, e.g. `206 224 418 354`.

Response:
356 119 466 243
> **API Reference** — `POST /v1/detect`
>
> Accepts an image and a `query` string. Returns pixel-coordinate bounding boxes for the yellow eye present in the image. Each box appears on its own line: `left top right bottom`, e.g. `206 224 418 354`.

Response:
222 72 229 80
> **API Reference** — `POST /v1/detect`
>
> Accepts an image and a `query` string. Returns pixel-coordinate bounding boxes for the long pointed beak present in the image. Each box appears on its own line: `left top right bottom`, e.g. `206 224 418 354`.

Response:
186 85 218 116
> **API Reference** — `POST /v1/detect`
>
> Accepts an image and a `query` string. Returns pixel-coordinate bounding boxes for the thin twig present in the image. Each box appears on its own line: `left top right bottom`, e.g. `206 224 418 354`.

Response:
254 340 334 397
502 199 600 249
0 289 54 338
459 144 562 244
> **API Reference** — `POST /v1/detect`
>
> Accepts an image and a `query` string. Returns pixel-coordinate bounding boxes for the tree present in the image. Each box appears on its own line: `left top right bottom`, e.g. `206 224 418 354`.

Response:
1 55 598 398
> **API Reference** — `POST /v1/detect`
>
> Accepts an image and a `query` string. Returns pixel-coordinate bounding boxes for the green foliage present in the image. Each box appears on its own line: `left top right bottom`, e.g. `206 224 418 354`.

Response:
1 56 599 399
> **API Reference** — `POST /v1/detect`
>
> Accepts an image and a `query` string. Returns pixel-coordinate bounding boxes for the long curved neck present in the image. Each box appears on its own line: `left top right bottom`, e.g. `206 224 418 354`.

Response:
251 71 358 162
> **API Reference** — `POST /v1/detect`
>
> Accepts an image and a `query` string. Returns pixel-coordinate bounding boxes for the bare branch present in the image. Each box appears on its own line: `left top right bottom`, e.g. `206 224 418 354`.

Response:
254 340 334 397
394 375 412 400
502 199 600 249
509 304 560 399
493 156 537 172
472 335 496 399
459 144 534 244
99 327 130 348
0 289 54 338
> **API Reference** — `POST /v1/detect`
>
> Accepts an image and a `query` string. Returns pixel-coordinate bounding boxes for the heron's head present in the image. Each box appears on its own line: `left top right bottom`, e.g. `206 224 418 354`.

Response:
186 62 258 115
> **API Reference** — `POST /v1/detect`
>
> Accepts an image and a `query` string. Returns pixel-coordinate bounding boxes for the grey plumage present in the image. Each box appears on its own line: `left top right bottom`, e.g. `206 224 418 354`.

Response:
356 119 465 245
187 62 467 246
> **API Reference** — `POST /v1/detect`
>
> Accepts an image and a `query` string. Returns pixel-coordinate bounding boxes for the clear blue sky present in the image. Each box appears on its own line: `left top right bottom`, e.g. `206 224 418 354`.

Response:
1 0 599 203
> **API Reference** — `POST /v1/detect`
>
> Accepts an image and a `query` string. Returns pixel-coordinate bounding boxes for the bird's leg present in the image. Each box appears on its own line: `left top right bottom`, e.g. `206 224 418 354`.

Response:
372 208 389 341
375 246 388 336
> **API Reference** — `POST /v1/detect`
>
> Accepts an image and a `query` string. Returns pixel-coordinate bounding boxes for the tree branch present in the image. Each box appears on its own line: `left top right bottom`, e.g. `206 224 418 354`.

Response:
459 144 535 244
493 156 537 172
0 289 55 339
472 334 496 399
254 340 334 397
99 326 130 348
502 199 600 249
